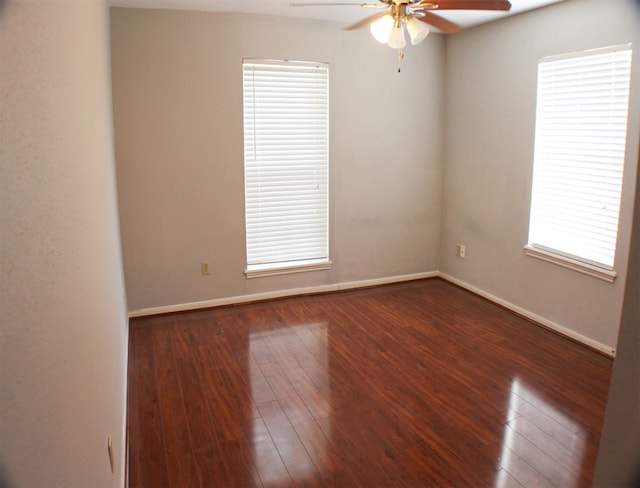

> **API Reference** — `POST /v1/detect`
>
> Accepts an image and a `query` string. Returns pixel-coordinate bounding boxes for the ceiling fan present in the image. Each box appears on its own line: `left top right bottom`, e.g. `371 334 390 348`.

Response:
291 0 512 49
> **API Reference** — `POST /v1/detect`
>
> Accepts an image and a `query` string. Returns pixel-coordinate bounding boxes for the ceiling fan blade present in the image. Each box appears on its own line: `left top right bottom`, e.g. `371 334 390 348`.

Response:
345 11 390 30
412 0 511 11
290 2 386 7
416 11 462 33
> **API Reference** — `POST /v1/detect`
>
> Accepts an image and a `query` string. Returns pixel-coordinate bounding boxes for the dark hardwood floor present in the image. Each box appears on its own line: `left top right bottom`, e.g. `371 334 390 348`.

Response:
127 278 612 487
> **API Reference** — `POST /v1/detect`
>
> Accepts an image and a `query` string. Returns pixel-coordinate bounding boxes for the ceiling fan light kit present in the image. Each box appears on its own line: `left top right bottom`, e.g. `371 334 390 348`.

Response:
387 24 407 48
369 13 394 43
370 10 429 47
405 16 430 45
292 0 512 67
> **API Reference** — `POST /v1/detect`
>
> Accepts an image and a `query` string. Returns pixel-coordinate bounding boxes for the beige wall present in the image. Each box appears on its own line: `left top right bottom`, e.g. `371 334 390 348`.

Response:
441 0 640 350
594 142 640 486
111 8 445 312
0 1 128 486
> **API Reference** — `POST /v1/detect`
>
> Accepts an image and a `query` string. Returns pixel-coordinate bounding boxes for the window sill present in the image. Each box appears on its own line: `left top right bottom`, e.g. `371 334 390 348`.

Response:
245 260 333 279
524 246 617 283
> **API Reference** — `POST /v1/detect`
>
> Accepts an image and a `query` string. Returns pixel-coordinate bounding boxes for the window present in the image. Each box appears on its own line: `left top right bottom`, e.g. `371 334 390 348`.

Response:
243 59 330 278
526 45 633 282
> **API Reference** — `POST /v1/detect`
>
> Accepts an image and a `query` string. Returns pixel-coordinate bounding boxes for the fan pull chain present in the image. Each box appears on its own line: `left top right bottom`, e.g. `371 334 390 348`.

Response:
397 50 404 73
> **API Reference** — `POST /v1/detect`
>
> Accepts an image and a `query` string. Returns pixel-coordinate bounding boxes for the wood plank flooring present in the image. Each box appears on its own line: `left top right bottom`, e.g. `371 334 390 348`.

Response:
127 278 612 487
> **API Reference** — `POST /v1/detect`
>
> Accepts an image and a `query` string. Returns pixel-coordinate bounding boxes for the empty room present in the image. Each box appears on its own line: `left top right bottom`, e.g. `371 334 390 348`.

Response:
1 0 639 487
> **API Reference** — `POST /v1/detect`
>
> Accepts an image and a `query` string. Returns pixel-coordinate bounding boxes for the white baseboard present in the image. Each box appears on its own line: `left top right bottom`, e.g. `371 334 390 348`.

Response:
127 270 615 357
128 271 439 319
438 272 616 357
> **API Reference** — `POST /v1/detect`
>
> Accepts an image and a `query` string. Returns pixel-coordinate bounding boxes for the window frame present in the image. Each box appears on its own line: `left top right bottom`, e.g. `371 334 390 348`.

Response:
242 58 331 279
525 44 633 282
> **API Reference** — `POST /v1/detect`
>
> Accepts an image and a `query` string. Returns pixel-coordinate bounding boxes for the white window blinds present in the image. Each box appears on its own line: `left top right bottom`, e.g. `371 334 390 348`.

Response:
243 60 329 270
528 45 632 269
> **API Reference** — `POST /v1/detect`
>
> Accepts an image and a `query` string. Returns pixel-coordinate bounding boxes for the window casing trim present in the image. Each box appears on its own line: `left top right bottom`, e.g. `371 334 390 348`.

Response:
245 259 333 279
524 245 617 283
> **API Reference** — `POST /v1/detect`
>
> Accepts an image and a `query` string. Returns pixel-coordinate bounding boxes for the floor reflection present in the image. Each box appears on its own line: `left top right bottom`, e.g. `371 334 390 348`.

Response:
249 321 330 487
497 378 587 487
128 280 610 486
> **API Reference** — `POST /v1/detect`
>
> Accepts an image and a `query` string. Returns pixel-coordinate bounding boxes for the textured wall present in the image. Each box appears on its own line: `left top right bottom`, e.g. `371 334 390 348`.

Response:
0 1 129 486
441 0 640 350
593 143 640 486
111 8 445 312
594 1 640 471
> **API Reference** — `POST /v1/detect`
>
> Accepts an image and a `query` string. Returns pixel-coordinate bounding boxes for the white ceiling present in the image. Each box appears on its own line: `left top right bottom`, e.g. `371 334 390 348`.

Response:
109 0 566 31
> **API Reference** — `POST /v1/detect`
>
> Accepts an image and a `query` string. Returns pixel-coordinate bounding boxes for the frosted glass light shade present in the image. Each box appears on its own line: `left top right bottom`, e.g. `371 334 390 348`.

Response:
387 25 406 49
406 16 430 45
370 14 394 44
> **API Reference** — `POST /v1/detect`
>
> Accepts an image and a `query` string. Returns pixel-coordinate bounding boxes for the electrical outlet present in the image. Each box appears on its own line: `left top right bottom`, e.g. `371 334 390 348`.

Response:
456 244 466 259
201 260 210 275
107 436 114 472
